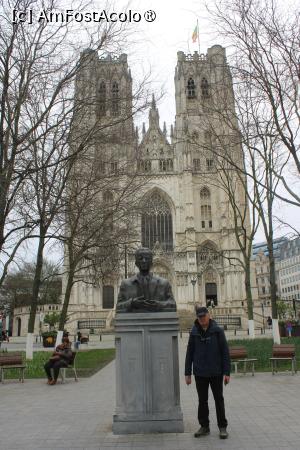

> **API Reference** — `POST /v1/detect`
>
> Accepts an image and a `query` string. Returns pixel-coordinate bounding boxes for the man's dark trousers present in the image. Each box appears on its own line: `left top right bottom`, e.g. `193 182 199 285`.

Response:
195 376 228 428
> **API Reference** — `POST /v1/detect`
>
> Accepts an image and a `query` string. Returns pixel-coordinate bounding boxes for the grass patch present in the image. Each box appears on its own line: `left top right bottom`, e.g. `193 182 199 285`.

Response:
1 348 115 380
228 337 300 372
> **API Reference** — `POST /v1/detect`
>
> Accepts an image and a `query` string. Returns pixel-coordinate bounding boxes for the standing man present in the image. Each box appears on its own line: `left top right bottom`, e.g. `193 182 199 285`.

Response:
185 306 230 439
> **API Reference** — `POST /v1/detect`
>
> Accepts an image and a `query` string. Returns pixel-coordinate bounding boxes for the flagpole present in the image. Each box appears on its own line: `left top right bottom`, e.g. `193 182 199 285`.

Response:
197 19 200 54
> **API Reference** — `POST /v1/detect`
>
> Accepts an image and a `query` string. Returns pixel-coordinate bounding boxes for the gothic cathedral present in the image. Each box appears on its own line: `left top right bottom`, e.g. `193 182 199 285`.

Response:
64 45 257 332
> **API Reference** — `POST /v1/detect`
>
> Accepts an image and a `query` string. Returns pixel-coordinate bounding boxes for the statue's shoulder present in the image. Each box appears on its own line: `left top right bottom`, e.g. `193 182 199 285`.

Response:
152 274 170 286
121 275 138 286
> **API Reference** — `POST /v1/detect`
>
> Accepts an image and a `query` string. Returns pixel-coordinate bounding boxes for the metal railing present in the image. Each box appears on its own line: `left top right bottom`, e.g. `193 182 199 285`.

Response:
77 319 106 329
213 316 242 328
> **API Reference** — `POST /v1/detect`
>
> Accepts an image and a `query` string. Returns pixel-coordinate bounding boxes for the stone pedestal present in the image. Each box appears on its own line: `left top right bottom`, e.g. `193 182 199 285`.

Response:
112 312 184 434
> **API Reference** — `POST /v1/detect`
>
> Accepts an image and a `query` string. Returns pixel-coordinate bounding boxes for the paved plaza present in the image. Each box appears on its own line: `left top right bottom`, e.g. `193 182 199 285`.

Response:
1 340 300 450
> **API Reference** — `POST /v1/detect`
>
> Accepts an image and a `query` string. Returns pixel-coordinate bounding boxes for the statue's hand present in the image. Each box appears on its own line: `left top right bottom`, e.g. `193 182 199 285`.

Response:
131 295 145 308
143 299 160 310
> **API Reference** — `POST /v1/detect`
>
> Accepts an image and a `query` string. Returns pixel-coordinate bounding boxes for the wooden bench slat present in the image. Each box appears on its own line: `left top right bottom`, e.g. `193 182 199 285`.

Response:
0 365 26 369
270 344 297 375
229 346 257 376
0 360 23 366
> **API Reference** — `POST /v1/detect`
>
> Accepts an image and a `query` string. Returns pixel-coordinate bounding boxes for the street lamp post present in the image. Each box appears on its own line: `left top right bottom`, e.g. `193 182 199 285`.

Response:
124 244 128 279
292 298 296 319
191 278 197 305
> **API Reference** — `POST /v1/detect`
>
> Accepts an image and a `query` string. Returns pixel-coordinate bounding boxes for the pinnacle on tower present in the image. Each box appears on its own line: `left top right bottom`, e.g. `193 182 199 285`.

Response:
151 93 156 108
149 93 159 128
163 121 167 136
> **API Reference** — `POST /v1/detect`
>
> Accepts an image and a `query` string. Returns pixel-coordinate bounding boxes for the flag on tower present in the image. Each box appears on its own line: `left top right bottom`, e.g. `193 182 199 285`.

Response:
192 23 198 43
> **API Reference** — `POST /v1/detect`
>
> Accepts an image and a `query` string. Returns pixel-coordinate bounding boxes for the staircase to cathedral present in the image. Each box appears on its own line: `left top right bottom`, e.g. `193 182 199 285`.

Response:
177 307 246 331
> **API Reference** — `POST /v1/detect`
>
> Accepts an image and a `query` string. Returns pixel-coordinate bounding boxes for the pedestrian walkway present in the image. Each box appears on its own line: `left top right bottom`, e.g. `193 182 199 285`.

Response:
1 341 300 450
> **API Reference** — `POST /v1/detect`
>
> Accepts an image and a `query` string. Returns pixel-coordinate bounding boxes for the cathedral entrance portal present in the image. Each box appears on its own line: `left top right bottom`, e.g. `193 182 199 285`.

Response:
205 282 218 307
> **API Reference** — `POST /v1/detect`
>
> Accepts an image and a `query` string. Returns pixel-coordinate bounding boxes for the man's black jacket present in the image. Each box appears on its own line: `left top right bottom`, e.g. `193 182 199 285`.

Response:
185 319 231 377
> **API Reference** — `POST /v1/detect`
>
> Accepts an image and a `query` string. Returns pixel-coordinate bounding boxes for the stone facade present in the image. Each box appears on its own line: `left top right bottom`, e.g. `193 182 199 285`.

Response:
61 46 258 333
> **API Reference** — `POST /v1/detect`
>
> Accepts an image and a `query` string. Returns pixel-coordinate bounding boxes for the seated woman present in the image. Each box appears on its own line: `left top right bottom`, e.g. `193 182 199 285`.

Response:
44 337 73 385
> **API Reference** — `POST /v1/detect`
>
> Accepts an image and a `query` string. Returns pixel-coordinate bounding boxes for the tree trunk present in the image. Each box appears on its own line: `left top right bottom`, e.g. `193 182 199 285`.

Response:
245 260 255 338
0 174 7 254
268 239 278 319
267 220 280 343
56 264 75 348
59 272 74 329
26 232 45 359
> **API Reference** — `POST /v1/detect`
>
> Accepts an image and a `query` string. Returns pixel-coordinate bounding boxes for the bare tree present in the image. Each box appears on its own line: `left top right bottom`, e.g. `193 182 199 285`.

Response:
207 0 300 207
203 84 284 342
0 0 134 287
202 0 300 342
0 0 153 357
54 150 147 344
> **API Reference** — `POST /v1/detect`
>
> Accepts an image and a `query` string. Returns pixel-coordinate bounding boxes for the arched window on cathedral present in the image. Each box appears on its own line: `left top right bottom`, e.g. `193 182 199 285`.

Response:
138 160 151 173
200 187 212 229
98 81 106 116
187 77 196 99
111 81 120 116
141 192 173 252
201 77 209 98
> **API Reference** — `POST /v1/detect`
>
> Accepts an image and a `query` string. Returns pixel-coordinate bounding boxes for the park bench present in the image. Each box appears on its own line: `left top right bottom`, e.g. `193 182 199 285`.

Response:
270 344 297 375
59 351 78 383
80 335 89 344
0 352 25 382
229 346 258 376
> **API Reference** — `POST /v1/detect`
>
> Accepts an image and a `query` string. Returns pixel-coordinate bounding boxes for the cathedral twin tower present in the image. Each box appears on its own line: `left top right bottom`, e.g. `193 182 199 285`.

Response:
66 45 254 330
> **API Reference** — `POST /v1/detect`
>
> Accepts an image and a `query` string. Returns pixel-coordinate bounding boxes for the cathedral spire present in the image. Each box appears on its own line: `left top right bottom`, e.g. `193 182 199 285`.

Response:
149 93 159 128
151 93 156 108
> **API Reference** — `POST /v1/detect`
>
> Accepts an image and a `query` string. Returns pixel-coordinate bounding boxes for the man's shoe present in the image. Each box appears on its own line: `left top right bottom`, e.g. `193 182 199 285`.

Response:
219 428 228 439
194 426 210 437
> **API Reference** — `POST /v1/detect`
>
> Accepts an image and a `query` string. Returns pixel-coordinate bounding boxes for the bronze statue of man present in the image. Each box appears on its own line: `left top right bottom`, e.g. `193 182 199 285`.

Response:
116 247 176 313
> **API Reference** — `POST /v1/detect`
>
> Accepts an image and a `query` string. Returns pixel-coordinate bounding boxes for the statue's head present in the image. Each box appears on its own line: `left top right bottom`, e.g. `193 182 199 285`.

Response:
135 247 153 273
